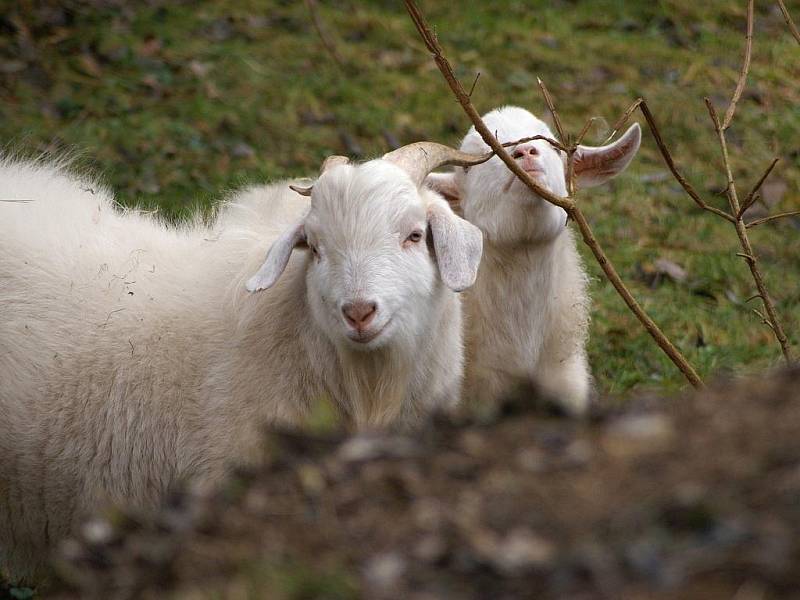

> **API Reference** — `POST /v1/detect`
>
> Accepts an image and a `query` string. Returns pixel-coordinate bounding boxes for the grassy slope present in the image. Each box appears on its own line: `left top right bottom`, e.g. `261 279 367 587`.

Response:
0 0 798 397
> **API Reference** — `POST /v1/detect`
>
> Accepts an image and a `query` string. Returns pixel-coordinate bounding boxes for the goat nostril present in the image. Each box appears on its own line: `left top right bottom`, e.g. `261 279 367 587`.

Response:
342 301 377 329
512 149 524 159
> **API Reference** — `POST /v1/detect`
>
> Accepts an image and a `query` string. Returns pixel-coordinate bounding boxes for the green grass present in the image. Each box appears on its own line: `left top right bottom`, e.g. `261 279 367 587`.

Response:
1 0 798 397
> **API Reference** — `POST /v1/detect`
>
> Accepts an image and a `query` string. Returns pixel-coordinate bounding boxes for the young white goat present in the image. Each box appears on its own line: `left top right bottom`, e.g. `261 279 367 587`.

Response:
427 106 641 415
0 143 485 581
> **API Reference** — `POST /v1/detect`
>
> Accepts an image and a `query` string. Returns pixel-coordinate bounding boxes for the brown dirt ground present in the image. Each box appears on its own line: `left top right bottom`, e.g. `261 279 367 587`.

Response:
48 367 800 599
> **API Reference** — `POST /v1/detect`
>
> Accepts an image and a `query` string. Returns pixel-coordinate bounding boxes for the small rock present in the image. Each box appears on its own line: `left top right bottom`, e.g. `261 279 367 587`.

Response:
188 60 210 78
231 142 255 159
604 413 674 457
516 447 546 473
82 518 113 545
364 552 406 589
337 434 417 462
414 534 447 563
493 528 556 573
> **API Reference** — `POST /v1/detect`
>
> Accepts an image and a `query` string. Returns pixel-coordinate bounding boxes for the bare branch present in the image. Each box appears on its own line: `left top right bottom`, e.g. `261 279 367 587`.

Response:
305 0 344 67
723 0 754 129
537 78 567 145
746 210 800 228
468 71 481 98
753 308 777 332
403 0 569 210
638 99 735 223
501 135 567 153
777 0 800 45
403 0 704 389
575 117 596 147
739 157 780 219
705 97 792 362
604 98 643 144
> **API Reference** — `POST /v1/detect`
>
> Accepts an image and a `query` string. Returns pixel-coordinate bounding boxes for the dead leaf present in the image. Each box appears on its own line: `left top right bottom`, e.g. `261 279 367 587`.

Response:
188 60 210 78
78 54 103 78
760 178 787 208
654 258 688 283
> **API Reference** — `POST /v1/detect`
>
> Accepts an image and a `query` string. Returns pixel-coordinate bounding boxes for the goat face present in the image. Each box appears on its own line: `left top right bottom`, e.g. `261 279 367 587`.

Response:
426 106 641 246
247 159 482 353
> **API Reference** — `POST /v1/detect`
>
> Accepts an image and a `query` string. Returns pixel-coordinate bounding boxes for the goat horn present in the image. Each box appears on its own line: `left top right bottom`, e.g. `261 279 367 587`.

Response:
289 184 313 196
321 155 350 173
290 155 350 197
382 142 492 186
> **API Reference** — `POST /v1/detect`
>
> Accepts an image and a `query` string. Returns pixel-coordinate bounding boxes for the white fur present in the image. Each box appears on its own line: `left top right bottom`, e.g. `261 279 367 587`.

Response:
0 156 480 580
427 106 641 416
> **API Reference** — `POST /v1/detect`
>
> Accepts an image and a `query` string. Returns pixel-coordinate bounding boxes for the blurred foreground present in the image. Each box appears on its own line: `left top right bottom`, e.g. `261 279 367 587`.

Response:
38 368 800 599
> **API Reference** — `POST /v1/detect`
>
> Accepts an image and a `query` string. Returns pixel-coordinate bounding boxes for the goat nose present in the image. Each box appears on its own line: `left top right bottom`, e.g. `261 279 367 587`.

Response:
512 146 538 159
342 300 377 329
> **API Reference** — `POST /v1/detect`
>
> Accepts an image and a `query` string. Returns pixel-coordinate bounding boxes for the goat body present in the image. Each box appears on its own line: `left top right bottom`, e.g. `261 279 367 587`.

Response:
0 147 483 580
428 106 641 415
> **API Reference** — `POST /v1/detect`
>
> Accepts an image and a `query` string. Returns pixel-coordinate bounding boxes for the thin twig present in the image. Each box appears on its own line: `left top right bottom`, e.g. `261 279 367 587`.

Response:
723 0 754 129
575 117 596 146
738 157 779 218
305 0 344 66
404 0 704 389
404 0 568 209
705 98 792 362
468 71 481 97
604 98 643 144
777 0 800 45
0 199 34 203
746 210 800 228
501 135 567 153
566 116 597 196
638 99 736 223
537 77 567 145
753 308 777 332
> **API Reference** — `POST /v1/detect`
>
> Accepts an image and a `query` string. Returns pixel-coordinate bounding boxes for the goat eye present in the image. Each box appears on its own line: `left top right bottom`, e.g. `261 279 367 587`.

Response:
406 230 423 243
309 244 319 257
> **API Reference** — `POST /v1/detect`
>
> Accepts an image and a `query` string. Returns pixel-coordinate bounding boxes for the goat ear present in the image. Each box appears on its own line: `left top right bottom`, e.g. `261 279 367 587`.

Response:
245 220 306 292
427 202 483 292
425 172 461 204
573 123 641 188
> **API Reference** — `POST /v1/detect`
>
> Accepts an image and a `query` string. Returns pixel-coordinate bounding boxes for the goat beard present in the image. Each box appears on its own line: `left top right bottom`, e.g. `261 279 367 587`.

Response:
339 349 412 428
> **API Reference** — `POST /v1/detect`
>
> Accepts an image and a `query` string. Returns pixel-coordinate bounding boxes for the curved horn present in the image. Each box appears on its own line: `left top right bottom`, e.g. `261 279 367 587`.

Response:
383 142 492 186
288 155 351 197
289 184 313 197
321 155 350 174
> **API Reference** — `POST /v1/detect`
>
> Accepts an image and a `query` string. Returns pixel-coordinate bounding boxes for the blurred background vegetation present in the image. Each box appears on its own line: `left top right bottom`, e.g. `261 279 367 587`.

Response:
0 0 798 396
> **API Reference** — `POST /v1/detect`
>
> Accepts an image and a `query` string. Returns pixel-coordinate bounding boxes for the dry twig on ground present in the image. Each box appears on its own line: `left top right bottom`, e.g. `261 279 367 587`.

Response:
403 0 704 389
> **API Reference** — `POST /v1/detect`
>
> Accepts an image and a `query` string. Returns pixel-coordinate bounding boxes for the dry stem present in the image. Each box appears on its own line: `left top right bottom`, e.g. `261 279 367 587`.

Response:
739 157 780 218
305 0 344 66
403 0 704 389
637 100 735 222
777 0 800 45
705 98 792 362
746 210 800 228
723 0 753 129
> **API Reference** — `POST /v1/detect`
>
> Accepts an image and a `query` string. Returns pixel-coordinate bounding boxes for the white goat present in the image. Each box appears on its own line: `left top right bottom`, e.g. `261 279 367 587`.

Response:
427 106 641 415
0 143 485 581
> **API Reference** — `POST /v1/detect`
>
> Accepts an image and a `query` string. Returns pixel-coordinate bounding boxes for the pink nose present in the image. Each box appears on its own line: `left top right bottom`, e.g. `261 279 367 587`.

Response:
512 146 538 159
342 300 377 330
512 146 539 171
